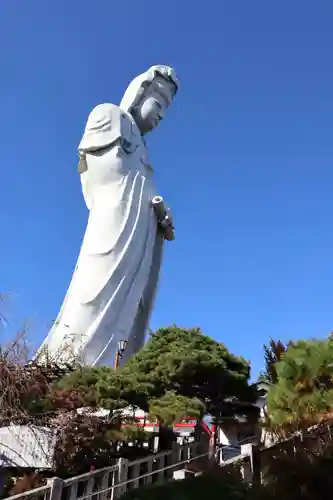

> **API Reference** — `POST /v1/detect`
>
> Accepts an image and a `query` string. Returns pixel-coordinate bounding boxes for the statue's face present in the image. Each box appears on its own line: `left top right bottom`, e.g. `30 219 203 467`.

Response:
132 75 177 134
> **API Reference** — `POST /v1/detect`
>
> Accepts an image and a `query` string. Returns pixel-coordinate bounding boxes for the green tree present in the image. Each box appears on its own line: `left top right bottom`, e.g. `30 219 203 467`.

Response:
266 339 333 433
124 326 257 423
148 391 205 450
260 338 290 387
58 365 150 411
148 392 205 425
59 326 256 425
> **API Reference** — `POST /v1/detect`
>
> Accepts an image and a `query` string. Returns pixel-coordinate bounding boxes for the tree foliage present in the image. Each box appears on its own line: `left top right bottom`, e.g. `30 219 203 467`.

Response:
125 326 256 422
0 324 256 485
0 334 126 479
260 338 291 386
148 392 205 425
59 326 256 425
266 339 333 433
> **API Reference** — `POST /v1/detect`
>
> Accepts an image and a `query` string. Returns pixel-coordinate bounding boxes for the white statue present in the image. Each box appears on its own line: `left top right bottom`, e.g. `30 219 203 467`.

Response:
38 65 179 367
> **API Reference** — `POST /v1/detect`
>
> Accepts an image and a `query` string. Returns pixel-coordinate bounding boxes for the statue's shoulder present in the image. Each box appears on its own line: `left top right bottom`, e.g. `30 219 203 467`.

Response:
78 102 133 153
88 102 123 121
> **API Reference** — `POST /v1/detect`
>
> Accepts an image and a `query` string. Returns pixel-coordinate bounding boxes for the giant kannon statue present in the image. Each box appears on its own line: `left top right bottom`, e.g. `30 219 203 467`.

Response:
38 65 178 366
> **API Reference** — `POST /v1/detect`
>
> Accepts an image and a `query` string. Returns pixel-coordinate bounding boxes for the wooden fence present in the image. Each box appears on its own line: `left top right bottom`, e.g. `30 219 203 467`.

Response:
4 441 208 500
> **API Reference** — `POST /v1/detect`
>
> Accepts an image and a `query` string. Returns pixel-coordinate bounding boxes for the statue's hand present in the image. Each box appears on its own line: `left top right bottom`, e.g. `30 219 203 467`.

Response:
159 212 174 241
152 196 175 241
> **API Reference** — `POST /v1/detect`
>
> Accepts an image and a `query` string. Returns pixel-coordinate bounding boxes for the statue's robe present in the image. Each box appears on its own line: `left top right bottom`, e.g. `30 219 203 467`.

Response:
39 104 163 366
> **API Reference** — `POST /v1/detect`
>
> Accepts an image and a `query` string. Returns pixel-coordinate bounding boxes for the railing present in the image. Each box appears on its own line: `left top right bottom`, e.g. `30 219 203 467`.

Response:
216 436 259 464
5 441 208 500
218 444 241 462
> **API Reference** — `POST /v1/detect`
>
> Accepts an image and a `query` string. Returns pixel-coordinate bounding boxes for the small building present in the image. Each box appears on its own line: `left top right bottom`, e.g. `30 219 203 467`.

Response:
0 425 55 469
0 425 56 496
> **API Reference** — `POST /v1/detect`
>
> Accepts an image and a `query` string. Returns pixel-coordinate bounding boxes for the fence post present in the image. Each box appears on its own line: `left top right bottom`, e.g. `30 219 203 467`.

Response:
145 456 154 485
115 457 129 498
208 430 216 462
84 477 95 500
240 444 253 483
68 481 79 500
251 444 262 486
216 446 223 465
98 472 109 500
172 442 181 464
157 454 166 482
130 462 140 490
49 477 63 500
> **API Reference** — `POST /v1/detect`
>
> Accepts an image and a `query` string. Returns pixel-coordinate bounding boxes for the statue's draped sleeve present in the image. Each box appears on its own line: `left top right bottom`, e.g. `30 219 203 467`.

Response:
77 103 132 173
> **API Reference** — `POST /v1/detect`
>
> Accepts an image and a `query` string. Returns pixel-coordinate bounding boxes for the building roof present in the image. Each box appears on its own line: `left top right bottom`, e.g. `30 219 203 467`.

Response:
0 425 56 469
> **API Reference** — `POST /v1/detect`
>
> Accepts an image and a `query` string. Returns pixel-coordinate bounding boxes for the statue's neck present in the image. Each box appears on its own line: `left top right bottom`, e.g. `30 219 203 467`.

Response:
126 111 147 143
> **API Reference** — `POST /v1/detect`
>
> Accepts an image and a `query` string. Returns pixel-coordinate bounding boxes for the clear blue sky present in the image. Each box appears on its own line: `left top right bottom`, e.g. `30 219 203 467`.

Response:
1 0 332 378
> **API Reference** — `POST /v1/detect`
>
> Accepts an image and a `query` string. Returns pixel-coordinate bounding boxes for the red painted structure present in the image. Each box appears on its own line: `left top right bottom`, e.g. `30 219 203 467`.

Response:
122 415 215 438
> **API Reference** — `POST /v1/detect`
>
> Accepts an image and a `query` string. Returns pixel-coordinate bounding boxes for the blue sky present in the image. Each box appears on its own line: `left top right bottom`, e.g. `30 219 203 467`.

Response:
0 0 333 378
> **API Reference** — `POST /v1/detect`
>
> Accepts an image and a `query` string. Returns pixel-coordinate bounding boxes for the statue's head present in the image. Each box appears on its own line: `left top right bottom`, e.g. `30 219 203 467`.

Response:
120 65 179 134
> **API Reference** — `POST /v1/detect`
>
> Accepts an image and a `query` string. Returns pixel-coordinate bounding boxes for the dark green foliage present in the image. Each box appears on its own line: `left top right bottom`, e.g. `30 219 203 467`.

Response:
59 326 256 425
148 392 205 425
266 339 333 432
260 338 290 386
